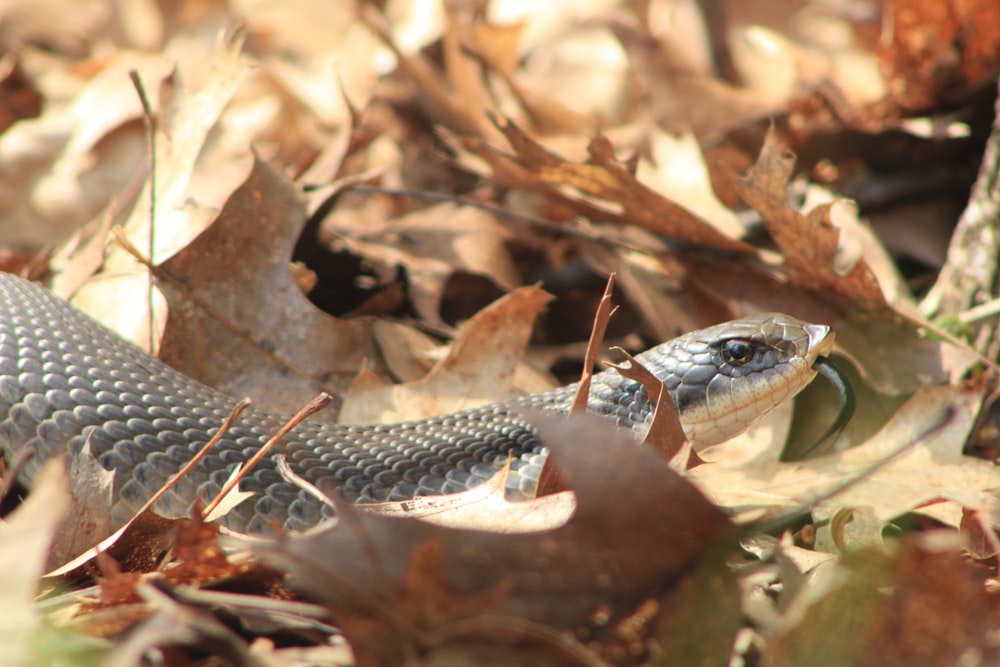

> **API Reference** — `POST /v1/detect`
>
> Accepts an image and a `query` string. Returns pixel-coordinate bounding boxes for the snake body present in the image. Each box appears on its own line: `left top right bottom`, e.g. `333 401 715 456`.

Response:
0 273 833 532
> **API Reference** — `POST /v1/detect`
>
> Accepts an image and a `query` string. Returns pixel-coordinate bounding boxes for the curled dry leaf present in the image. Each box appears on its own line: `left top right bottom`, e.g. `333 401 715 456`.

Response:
737 125 885 311
255 412 731 664
605 349 689 465
339 285 554 424
462 116 754 252
536 272 617 497
363 462 576 534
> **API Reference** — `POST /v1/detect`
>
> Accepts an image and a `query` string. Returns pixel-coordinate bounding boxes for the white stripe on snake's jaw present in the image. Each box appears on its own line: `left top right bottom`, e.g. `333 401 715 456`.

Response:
664 314 835 448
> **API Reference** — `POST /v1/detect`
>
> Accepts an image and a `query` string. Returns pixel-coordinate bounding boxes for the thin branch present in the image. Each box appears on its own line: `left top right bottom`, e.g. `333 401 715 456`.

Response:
202 393 333 519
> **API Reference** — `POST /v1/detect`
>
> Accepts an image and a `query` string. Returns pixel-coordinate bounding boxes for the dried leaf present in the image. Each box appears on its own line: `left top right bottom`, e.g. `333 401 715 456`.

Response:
67 32 248 348
0 460 71 665
48 439 115 569
340 285 554 423
256 412 731 663
737 126 885 311
765 535 1000 666
692 383 991 526
365 463 576 534
463 117 754 252
156 155 380 414
333 202 522 328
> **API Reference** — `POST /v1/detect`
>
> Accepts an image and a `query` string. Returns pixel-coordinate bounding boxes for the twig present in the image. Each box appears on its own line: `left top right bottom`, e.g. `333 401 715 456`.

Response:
136 398 252 520
202 393 333 519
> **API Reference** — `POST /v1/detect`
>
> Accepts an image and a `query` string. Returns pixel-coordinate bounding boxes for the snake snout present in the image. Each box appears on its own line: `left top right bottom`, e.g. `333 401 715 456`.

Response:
805 323 833 357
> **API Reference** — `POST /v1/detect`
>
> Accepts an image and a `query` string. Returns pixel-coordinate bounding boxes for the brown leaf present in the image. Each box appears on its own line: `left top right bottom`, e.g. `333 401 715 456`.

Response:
64 32 247 346
538 273 616 497
691 383 991 526
339 285 554 424
606 349 692 468
44 509 178 582
611 21 779 140
877 0 1000 113
47 439 115 569
765 535 1000 666
358 0 504 144
255 412 731 663
360 464 576 534
737 126 885 311
462 117 754 252
156 155 380 415
0 460 71 665
0 51 174 249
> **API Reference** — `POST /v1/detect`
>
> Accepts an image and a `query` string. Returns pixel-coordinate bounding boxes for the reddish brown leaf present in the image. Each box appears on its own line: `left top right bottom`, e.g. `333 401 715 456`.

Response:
737 126 886 312
463 117 754 252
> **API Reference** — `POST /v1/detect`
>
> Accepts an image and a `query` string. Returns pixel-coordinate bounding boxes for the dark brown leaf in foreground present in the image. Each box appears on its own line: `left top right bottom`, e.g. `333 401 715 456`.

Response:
255 412 733 665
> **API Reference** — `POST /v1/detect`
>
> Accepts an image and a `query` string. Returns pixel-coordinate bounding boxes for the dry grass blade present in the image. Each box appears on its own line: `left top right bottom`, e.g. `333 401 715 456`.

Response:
275 454 337 513
536 273 617 498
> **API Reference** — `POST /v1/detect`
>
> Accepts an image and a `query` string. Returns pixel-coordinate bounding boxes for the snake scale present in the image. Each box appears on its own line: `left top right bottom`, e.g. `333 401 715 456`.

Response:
0 272 834 533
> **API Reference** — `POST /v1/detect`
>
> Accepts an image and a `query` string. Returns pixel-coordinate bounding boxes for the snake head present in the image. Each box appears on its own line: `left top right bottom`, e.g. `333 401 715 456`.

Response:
647 313 834 447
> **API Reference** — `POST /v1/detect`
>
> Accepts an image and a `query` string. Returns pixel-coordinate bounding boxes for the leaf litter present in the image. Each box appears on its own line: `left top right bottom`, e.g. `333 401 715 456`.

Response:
2 0 1000 664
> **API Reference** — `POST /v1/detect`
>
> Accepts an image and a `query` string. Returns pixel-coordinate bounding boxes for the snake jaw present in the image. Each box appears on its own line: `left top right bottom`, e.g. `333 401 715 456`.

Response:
655 314 839 448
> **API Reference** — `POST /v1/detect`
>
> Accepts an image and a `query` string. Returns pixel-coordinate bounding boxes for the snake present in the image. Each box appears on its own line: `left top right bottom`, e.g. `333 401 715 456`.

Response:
0 272 837 533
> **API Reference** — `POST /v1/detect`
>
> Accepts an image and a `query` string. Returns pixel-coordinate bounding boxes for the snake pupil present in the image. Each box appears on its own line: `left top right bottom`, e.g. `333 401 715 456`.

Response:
722 339 754 365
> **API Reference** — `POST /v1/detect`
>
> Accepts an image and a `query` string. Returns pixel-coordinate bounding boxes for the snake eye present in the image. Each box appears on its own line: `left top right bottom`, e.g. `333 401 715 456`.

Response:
722 339 755 366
